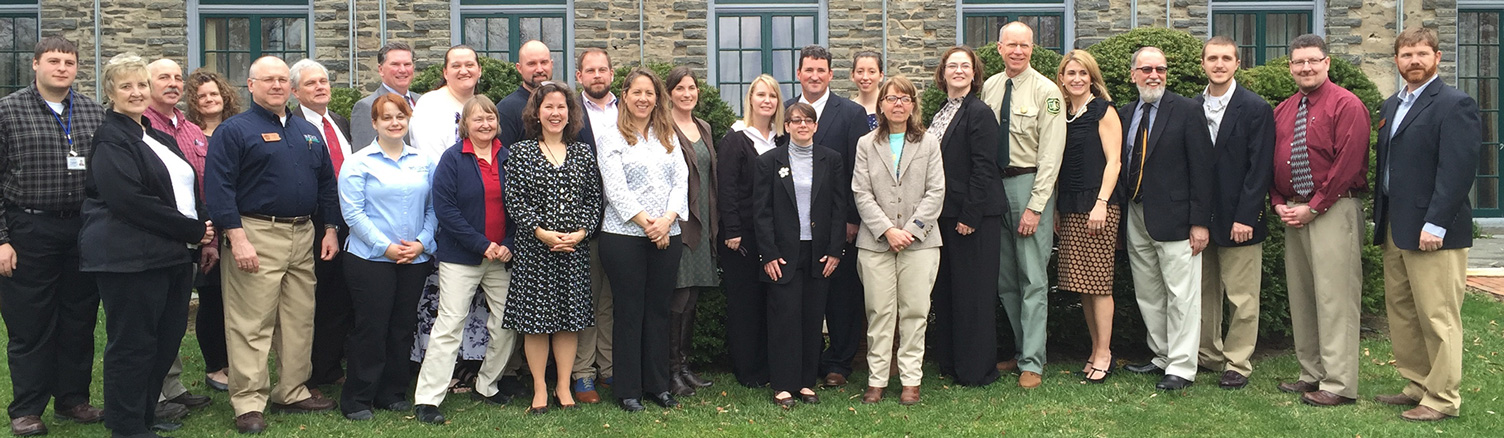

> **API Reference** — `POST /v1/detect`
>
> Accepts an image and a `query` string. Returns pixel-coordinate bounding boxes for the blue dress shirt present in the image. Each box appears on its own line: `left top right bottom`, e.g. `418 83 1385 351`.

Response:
339 145 438 263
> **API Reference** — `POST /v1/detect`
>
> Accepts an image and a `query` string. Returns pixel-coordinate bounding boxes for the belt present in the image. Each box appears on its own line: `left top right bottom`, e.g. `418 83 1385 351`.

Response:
1286 190 1361 204
243 213 312 224
19 208 79 218
1002 167 1038 178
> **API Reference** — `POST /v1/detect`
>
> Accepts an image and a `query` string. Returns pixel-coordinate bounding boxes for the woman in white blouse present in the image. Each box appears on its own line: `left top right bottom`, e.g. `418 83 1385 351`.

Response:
594 68 689 413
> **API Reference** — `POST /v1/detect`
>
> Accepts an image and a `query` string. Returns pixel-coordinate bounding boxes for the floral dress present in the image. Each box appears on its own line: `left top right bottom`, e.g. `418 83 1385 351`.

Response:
500 139 604 333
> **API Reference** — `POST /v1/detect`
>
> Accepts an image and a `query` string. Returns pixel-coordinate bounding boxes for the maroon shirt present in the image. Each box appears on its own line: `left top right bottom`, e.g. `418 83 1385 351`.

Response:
143 105 209 190
1271 78 1371 213
463 138 507 244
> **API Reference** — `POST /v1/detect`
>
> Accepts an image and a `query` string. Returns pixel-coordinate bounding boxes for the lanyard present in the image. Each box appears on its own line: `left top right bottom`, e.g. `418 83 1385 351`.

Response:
49 90 76 154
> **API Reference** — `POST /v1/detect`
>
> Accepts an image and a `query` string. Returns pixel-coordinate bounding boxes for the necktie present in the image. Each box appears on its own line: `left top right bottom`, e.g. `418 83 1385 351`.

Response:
1128 103 1152 202
323 117 345 173
997 79 1013 171
1290 97 1314 197
406 94 415 108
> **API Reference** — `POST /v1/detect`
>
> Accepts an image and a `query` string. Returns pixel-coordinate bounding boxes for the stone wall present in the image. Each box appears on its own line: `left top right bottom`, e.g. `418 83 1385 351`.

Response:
353 0 452 93
1075 0 1137 48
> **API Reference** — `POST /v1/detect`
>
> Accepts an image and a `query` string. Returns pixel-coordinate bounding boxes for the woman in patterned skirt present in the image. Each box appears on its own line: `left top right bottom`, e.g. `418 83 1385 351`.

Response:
501 83 603 414
665 66 719 396
1053 50 1123 384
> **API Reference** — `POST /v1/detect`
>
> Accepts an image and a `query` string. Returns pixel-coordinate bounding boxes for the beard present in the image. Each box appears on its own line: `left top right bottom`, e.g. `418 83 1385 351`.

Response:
584 83 611 100
1137 84 1165 103
1403 63 1437 83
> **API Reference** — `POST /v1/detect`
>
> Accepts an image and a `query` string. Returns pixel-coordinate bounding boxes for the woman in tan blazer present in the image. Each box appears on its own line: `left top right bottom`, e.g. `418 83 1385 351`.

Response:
851 76 945 406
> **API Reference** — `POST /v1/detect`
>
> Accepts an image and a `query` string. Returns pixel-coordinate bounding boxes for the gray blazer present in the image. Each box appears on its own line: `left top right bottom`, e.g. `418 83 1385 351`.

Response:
350 85 423 149
851 130 946 252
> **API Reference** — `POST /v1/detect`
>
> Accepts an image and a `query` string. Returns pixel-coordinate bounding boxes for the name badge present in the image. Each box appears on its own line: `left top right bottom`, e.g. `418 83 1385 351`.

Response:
262 133 282 142
67 156 86 170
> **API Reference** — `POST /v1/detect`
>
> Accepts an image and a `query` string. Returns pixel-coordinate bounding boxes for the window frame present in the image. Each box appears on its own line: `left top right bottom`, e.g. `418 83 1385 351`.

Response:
187 1 314 79
454 0 573 84
1459 7 1504 217
1207 1 1324 67
708 0 827 109
955 0 1072 53
0 2 39 97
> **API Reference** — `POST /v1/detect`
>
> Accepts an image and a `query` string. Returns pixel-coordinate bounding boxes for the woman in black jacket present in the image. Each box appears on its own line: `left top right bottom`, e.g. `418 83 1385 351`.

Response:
81 53 214 437
926 46 1008 387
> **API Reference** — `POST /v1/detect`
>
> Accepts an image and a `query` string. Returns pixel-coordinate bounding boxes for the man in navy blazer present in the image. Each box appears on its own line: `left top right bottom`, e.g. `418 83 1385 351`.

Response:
575 48 617 152
784 45 871 387
1372 27 1480 422
569 47 619 403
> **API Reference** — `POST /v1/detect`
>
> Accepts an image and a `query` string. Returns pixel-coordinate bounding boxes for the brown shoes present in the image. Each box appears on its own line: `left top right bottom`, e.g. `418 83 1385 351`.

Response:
9 416 46 437
898 386 921 406
1218 371 1248 390
1300 390 1356 407
270 395 337 414
861 386 883 404
235 412 267 434
1401 405 1454 421
53 403 104 423
1374 393 1420 406
823 373 847 387
1277 380 1318 394
995 359 1019 372
1018 371 1042 389
575 388 601 404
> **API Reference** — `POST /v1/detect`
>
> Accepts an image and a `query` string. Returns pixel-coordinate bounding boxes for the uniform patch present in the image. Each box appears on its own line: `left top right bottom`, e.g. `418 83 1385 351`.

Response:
1046 97 1061 115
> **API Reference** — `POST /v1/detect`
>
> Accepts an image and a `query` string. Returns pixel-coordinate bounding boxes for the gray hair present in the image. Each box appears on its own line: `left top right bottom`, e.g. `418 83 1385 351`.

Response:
288 58 330 87
102 52 148 93
1129 46 1165 70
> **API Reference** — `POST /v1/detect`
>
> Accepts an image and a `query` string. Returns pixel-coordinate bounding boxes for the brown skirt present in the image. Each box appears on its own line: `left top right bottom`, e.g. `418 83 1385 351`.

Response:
1056 205 1120 295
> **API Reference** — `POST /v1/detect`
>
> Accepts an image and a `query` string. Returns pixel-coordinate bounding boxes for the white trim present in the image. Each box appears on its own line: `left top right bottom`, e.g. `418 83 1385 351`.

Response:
187 2 317 73
706 1 827 88
954 1 1073 48
453 3 576 84
959 4 1066 14
0 5 38 13
713 4 819 12
1456 0 1504 6
1207 0 1325 40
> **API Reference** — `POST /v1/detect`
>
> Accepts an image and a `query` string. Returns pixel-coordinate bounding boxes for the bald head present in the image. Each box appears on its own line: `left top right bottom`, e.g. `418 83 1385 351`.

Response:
997 21 1036 76
517 40 555 90
147 59 184 111
247 56 291 115
999 21 1035 42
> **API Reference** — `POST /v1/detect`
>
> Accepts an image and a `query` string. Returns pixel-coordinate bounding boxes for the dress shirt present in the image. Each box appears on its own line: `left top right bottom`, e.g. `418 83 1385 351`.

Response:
1202 79 1236 144
338 145 438 263
979 66 1068 211
381 83 417 107
300 105 352 158
596 129 689 236
0 85 106 241
584 93 620 136
802 88 831 119
929 96 965 142
203 103 339 229
1128 99 1159 143
1271 79 1371 213
409 89 465 157
732 120 778 155
145 106 209 189
141 130 199 221
1388 74 1448 238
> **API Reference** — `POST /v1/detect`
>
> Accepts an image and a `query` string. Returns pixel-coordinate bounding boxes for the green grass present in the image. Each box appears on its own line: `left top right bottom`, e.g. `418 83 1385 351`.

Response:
4 293 1503 437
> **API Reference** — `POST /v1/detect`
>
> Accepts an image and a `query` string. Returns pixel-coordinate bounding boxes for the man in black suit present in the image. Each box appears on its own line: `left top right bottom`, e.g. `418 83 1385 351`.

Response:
1372 27 1480 422
783 45 872 387
288 59 354 395
1193 37 1275 390
1118 46 1214 391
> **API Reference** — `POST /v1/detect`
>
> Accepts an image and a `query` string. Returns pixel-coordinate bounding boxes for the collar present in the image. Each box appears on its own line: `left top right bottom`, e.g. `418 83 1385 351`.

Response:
1399 74 1440 103
28 84 75 109
461 138 502 157
1005 66 1037 84
584 93 618 112
1137 98 1160 112
146 105 183 128
1299 78 1336 101
380 82 413 101
249 102 289 127
299 105 328 124
1203 78 1236 102
107 109 150 134
363 142 419 158
802 88 830 107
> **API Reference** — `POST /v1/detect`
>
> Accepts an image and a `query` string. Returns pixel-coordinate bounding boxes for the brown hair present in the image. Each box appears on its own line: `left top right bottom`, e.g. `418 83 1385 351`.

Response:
1202 36 1239 60
185 68 242 128
369 93 412 122
33 35 78 61
435 44 476 89
1056 50 1113 101
522 82 583 143
875 75 924 144
616 68 677 152
786 102 817 124
458 95 499 140
1290 34 1327 57
1395 27 1440 55
933 46 983 96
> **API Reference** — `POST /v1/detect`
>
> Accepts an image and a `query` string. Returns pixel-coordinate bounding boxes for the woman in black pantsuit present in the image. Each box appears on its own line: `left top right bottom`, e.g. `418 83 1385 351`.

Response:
753 103 846 407
82 53 214 437
926 46 1008 387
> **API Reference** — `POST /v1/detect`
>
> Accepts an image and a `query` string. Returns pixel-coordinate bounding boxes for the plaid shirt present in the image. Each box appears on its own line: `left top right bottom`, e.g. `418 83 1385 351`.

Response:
144 105 209 190
0 84 106 243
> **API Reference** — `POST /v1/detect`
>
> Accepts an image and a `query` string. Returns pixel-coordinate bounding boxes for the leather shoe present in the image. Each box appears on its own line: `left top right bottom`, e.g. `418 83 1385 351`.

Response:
1156 375 1193 390
861 386 883 404
1374 393 1420 406
152 420 183 431
799 391 820 404
166 392 212 409
379 400 412 411
54 403 104 423
822 373 847 387
414 404 445 424
1218 371 1248 390
234 412 266 434
10 416 46 437
898 386 920 406
995 359 1018 372
573 377 601 404
647 392 680 408
1277 380 1319 394
205 375 229 392
1018 371 1042 389
1401 405 1454 421
344 409 373 421
772 393 796 408
155 401 188 422
471 390 512 405
618 398 645 413
270 395 336 414
1124 362 1165 375
1301 390 1356 407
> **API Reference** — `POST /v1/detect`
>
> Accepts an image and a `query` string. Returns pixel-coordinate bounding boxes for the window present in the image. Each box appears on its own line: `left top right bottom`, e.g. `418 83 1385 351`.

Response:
958 1 1067 54
1461 10 1502 216
458 0 569 82
1211 11 1310 67
191 1 312 103
711 0 822 114
0 3 39 96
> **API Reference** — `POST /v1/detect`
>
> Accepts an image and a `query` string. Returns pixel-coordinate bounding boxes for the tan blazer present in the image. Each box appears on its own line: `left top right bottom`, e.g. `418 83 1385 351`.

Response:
851 130 946 252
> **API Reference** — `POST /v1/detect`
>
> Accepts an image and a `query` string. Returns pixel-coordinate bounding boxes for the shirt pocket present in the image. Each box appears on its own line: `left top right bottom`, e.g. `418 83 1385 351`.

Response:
1009 106 1039 136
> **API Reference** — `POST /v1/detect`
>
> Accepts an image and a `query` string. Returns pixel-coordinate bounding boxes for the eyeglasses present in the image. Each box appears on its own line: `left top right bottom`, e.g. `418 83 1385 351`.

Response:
1290 57 1328 68
945 63 973 72
251 76 290 85
1001 42 1033 51
786 118 816 126
1133 66 1168 74
883 95 914 104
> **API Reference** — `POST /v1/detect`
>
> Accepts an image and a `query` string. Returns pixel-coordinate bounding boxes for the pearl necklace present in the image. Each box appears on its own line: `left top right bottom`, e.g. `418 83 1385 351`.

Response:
1064 96 1094 124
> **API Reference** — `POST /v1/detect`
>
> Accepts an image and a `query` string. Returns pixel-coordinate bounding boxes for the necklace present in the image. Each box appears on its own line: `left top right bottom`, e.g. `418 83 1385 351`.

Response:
541 140 566 166
1064 96 1094 124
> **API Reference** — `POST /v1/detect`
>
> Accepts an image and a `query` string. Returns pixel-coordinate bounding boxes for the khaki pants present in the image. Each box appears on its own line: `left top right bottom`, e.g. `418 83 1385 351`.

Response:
159 357 187 402
1284 198 1362 398
413 260 517 406
222 216 317 415
571 250 614 381
1125 203 1202 380
1199 242 1262 376
856 247 939 387
1383 225 1467 416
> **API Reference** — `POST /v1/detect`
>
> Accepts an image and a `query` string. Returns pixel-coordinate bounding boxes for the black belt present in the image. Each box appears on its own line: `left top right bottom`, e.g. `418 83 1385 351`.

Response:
243 213 312 224
1002 167 1038 178
19 208 79 218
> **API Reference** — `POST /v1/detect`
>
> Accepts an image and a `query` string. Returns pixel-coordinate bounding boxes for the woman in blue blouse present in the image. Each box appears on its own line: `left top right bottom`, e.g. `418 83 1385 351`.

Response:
336 94 438 421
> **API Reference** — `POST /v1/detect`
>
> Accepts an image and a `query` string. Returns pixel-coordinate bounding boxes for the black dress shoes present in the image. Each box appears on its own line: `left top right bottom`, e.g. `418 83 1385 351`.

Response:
1124 362 1166 375
618 398 646 412
1219 371 1248 389
414 404 446 424
647 392 680 408
1156 375 1193 390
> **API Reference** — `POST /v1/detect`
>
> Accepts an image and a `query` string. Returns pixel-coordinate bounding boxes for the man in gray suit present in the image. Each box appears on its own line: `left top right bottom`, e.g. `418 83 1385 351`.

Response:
351 42 421 149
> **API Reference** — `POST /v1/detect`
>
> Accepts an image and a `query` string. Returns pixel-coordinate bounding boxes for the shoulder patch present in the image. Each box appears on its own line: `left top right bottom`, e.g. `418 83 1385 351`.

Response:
1046 97 1061 115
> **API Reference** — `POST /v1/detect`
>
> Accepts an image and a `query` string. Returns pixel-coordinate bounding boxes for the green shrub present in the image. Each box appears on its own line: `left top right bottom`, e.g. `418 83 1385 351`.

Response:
610 63 739 143
1085 27 1209 104
920 44 1062 125
409 56 523 104
327 87 361 121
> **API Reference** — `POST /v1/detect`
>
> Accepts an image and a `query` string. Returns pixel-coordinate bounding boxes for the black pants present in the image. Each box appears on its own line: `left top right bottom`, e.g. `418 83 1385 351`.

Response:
718 242 768 386
340 256 430 414
930 216 1003 386
599 233 681 398
309 230 352 386
767 242 829 393
0 211 97 418
194 263 228 372
98 263 193 435
820 241 864 377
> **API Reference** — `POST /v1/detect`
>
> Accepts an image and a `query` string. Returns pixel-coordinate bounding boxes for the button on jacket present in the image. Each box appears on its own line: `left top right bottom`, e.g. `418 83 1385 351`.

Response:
851 130 946 252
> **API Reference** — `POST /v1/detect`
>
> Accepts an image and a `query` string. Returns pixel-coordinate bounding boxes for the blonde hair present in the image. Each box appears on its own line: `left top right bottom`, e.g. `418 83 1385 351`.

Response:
1056 50 1112 101
875 75 924 144
102 52 148 98
616 68 677 152
740 74 786 136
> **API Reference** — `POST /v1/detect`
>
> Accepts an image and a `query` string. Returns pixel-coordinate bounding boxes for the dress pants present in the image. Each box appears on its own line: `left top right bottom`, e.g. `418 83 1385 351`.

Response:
308 228 352 387
414 259 516 405
719 242 768 386
996 174 1055 375
0 211 98 419
1284 198 1362 398
571 250 615 381
857 247 940 387
1198 242 1262 376
598 233 682 398
1125 202 1202 380
341 256 431 414
194 264 229 373
222 216 318 415
159 358 187 402
1383 225 1467 416
931 216 1002 386
767 242 829 393
99 263 193 436
820 241 864 378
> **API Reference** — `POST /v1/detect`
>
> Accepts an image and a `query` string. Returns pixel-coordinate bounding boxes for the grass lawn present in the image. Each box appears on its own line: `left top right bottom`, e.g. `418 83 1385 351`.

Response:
2 293 1501 437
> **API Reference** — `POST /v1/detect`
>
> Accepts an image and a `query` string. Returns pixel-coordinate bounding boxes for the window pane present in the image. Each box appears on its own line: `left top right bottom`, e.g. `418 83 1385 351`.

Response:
741 51 761 81
1485 111 1498 142
1485 12 1501 44
1462 46 1479 77
1463 12 1479 45
740 16 760 48
262 18 283 51
227 52 251 83
964 16 992 49
285 18 306 51
1484 45 1498 77
1267 14 1288 46
0 18 14 51
719 16 739 49
793 16 814 46
1038 16 1061 49
488 17 509 59
772 49 793 82
721 84 742 115
772 16 791 48
541 17 564 49
719 50 740 82
520 16 540 48
1478 176 1499 209
463 18 485 47
1236 14 1255 50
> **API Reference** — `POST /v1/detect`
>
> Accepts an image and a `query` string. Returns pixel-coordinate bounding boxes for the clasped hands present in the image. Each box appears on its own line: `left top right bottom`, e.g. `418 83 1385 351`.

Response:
638 213 676 250
382 239 427 264
536 227 587 253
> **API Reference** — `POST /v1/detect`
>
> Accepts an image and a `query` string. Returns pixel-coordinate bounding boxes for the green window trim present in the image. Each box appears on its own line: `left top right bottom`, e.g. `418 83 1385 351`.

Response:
1 12 39 96
1211 10 1312 68
960 11 1066 54
458 12 569 83
713 11 819 113
1460 9 1502 216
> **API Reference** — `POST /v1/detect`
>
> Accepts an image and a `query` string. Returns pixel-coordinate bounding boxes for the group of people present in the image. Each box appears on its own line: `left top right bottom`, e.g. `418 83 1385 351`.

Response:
0 20 1476 438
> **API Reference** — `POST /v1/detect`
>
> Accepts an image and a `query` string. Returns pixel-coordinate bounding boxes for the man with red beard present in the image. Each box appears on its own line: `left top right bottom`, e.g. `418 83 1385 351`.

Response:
497 40 556 148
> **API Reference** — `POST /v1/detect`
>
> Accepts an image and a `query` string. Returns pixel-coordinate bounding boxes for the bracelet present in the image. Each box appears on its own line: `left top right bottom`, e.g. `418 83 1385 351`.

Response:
1096 197 1108 203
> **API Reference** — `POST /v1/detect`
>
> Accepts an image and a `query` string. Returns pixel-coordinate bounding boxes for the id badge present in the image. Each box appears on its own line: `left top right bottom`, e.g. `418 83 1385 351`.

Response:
67 156 86 170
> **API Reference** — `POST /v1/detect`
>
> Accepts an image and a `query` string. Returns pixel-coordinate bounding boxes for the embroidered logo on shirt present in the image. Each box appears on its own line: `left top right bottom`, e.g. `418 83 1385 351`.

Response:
305 134 322 146
1046 97 1061 115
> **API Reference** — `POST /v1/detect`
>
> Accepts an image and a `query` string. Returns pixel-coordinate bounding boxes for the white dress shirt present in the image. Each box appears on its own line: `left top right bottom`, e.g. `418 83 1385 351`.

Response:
300 105 352 158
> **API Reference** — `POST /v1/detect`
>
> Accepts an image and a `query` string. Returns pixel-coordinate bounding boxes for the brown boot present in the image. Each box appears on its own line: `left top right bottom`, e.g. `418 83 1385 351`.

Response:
671 295 713 389
898 386 921 406
861 386 883 404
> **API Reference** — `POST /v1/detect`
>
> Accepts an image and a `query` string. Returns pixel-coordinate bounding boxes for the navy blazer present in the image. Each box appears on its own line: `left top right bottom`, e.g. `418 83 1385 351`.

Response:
1374 78 1481 250
1118 91 1214 241
1194 85 1275 247
80 111 208 272
787 92 870 224
433 139 517 264
752 144 847 284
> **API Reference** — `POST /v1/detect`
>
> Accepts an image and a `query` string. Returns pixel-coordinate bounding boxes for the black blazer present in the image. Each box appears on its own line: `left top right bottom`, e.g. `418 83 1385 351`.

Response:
290 105 352 235
1194 85 1275 247
579 100 598 151
79 111 208 273
787 93 870 224
1375 79 1480 250
937 94 1007 226
290 105 352 151
1118 91 1214 241
752 144 847 284
716 128 784 252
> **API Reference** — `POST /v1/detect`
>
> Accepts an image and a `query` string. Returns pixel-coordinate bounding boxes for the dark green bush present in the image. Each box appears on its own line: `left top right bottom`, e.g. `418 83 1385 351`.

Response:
328 87 361 121
1086 27 1209 104
920 44 1062 125
610 63 739 143
409 56 523 104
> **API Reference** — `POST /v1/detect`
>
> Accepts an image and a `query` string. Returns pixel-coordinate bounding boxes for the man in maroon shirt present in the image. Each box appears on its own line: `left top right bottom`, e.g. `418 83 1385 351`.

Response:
1269 34 1370 408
